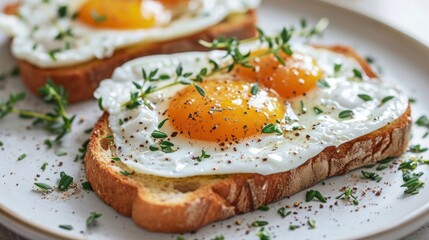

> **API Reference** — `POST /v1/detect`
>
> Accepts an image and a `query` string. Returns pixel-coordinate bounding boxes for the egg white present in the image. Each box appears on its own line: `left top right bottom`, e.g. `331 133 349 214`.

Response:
95 44 409 178
0 0 260 68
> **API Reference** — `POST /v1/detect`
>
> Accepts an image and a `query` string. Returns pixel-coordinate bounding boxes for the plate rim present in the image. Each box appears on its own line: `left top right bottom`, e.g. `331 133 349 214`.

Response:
1 0 429 239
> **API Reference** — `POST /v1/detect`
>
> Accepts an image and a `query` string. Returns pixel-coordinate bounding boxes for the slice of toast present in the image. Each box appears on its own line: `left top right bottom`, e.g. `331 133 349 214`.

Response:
3 4 257 103
84 46 412 233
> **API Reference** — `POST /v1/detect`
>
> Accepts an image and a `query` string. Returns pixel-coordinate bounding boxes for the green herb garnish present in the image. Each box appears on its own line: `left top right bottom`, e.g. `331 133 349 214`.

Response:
358 94 373 101
34 182 52 191
258 205 269 211
82 181 93 191
277 207 291 218
361 171 382 182
17 153 26 161
306 190 327 203
409 144 428 153
338 110 354 119
59 225 73 230
196 150 210 162
252 220 269 227
0 81 74 142
251 83 260 95
58 171 73 191
308 219 316 229
87 212 102 226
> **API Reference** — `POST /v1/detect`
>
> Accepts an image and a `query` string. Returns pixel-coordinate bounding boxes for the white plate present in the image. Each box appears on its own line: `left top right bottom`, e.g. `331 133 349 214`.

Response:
1 0 429 240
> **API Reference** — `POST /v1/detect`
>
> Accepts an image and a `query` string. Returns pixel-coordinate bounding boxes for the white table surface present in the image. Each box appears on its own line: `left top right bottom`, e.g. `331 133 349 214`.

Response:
1 0 429 239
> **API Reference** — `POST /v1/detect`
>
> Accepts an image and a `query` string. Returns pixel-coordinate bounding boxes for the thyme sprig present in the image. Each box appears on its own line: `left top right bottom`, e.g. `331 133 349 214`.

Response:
119 19 329 110
0 80 75 142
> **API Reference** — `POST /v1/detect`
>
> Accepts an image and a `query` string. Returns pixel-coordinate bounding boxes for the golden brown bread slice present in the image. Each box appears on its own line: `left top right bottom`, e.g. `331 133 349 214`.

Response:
3 4 257 103
84 45 412 233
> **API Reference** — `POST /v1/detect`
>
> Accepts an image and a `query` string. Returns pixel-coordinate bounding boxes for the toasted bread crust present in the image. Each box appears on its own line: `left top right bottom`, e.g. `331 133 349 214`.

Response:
8 9 257 103
85 46 412 233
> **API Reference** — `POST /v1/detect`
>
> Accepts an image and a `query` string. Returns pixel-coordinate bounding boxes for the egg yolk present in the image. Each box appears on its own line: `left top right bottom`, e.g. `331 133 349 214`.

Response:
168 78 285 143
78 0 184 29
234 50 324 99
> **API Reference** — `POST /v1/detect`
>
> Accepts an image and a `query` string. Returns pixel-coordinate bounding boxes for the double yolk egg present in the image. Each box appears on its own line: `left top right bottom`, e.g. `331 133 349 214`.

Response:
168 51 323 143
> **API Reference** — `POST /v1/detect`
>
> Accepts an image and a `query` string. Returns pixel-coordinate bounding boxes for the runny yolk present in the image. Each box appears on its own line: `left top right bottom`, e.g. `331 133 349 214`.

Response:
78 0 163 29
168 78 285 143
234 50 324 99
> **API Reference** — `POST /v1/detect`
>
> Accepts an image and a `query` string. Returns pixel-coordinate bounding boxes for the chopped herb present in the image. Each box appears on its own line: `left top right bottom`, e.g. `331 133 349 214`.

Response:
401 170 424 195
120 170 131 176
10 66 19 77
250 83 260 95
306 190 327 203
399 159 418 170
41 162 48 171
334 63 342 73
409 98 416 104
59 224 73 230
158 118 169 129
409 144 428 153
58 171 73 191
336 188 359 205
78 139 90 160
48 49 61 61
365 56 375 64
86 212 102 226
316 79 330 88
380 96 394 105
211 236 225 240
308 219 316 229
338 110 354 119
91 10 107 23
300 101 307 113
353 69 363 79
358 94 373 101
361 171 382 182
34 182 52 191
105 135 113 139
256 227 270 240
97 98 103 111
82 182 93 191
379 157 395 164
17 154 26 161
416 116 429 127
194 84 205 97
151 130 168 139
289 225 300 230
57 6 68 18
84 128 93 134
423 132 428 139
56 151 67 157
258 205 269 211
251 220 269 227
313 106 323 114
261 123 282 135
277 207 291 218
149 144 159 151
196 150 210 162
0 141 3 147
376 165 388 171
111 157 121 161
118 119 124 125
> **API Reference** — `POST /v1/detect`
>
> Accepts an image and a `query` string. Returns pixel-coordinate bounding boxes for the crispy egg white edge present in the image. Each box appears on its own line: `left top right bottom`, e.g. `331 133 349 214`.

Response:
94 44 409 178
0 0 260 68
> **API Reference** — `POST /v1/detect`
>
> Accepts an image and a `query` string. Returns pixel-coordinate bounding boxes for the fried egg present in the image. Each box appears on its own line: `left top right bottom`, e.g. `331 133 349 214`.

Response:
95 43 408 178
0 0 259 68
